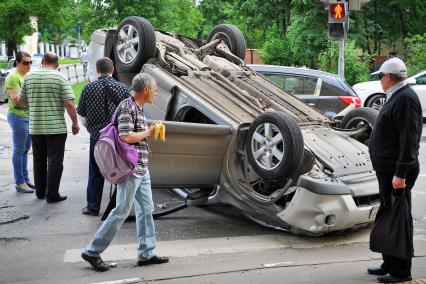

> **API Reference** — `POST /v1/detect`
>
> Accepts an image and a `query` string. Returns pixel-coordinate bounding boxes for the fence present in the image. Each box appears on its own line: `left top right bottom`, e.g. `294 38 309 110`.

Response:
58 64 86 85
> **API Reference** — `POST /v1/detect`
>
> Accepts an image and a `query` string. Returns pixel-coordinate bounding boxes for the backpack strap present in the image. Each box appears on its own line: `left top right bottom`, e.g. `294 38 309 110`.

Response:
112 97 140 132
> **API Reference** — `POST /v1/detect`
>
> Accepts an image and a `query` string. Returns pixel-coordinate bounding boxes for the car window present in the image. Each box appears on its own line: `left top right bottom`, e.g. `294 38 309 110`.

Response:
304 77 318 95
319 81 345 97
261 73 285 88
416 75 426 85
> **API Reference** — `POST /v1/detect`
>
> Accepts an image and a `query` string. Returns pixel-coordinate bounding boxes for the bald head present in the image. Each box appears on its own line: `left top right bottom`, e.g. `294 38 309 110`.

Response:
42 52 59 67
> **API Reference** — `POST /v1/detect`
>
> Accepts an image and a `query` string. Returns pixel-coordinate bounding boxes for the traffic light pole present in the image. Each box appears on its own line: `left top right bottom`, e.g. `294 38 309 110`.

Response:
338 39 345 80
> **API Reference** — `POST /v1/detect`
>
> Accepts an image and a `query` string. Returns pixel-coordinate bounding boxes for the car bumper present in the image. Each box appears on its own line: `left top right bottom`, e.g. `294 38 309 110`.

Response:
278 179 379 235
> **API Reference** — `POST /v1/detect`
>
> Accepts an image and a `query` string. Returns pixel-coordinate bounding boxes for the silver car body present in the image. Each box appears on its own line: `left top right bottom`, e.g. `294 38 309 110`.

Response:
88 22 379 236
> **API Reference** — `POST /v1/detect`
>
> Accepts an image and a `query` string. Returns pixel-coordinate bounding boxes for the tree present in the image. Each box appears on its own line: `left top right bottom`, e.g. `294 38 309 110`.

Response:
79 0 201 41
317 40 371 85
350 0 426 70
261 24 294 65
286 0 328 67
0 0 67 57
405 33 426 76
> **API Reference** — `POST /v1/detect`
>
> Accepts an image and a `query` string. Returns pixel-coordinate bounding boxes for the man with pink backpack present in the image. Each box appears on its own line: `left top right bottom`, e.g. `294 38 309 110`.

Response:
81 73 169 272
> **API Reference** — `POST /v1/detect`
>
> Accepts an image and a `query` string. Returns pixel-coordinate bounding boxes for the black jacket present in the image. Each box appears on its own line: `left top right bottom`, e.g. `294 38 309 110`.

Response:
77 75 131 140
369 84 422 177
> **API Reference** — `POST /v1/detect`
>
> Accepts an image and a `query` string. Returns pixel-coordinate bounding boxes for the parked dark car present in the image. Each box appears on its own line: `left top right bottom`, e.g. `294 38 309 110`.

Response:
249 64 360 117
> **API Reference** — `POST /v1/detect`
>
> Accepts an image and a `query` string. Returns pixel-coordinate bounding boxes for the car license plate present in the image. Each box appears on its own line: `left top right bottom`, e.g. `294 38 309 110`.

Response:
369 206 379 219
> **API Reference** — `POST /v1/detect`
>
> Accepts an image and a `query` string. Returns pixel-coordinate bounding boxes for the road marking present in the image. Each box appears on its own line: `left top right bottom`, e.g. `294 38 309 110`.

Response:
92 278 142 284
65 231 376 263
262 261 293 267
65 231 426 264
0 114 6 122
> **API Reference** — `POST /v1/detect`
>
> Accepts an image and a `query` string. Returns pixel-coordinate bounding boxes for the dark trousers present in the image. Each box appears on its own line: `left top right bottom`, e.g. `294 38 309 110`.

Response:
86 137 105 213
375 168 419 278
31 134 67 199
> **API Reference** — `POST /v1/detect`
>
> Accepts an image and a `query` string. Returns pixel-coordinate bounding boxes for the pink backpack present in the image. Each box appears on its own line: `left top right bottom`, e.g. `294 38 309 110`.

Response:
94 99 139 184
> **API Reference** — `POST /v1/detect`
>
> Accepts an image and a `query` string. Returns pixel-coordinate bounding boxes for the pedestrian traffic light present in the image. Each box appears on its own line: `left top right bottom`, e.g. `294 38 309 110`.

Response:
328 1 348 40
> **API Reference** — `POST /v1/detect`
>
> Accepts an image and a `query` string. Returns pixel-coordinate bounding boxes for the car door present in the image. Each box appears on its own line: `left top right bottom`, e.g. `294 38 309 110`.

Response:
147 120 232 188
142 64 233 188
412 73 426 117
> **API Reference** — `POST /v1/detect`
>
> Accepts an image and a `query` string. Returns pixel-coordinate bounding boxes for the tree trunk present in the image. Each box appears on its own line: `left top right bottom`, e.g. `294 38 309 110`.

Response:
6 41 17 59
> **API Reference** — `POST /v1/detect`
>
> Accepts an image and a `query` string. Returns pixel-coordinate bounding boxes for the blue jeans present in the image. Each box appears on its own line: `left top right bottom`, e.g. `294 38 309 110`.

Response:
84 173 156 260
7 113 31 185
86 137 105 213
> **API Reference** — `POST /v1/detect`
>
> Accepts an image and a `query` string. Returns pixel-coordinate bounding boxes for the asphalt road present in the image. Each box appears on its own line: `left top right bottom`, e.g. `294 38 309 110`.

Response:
0 103 426 283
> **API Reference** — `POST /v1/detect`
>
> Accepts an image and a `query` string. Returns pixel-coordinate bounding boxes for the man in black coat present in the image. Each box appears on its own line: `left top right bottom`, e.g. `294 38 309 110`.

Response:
368 57 422 283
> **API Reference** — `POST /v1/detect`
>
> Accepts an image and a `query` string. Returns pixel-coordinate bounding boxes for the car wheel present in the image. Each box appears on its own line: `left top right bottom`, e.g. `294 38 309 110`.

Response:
340 107 379 145
340 107 379 129
366 93 386 110
113 16 156 73
207 24 246 60
246 112 304 180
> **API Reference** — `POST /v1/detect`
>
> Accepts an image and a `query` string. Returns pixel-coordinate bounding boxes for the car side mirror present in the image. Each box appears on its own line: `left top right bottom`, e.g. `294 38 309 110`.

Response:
407 78 416 85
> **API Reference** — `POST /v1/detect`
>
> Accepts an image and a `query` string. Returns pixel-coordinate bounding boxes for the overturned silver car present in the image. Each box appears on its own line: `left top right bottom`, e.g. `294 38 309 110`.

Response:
88 16 380 236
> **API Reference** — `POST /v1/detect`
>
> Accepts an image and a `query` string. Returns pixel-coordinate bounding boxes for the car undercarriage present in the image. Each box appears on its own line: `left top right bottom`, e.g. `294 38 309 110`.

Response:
88 16 380 235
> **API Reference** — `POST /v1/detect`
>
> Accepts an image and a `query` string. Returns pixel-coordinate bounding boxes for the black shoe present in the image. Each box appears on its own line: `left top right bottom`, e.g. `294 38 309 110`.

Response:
137 255 169 266
82 207 99 216
46 195 67 203
81 253 110 272
26 182 36 189
377 275 412 283
367 267 389 276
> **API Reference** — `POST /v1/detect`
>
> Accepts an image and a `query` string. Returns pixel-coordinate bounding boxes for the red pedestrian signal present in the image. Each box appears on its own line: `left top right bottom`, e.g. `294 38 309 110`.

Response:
329 2 346 22
328 1 348 40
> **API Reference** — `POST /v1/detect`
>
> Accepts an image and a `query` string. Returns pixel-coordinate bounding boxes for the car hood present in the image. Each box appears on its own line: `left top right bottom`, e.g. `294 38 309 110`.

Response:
352 80 383 93
302 126 373 177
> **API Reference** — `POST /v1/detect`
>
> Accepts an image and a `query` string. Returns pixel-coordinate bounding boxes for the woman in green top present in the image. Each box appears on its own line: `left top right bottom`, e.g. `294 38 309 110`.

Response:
5 51 35 193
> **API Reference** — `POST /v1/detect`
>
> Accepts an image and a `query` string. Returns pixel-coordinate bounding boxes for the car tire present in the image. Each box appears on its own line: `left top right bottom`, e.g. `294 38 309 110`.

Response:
340 107 379 145
340 107 379 129
366 93 386 110
246 112 304 180
113 16 156 73
207 24 246 60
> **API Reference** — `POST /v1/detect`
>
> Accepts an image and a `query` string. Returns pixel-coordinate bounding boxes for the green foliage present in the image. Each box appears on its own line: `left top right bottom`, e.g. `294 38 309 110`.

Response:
317 41 371 85
0 0 34 45
286 0 328 67
0 0 68 54
260 25 294 66
59 58 81 65
0 60 7 69
405 33 426 76
79 0 201 41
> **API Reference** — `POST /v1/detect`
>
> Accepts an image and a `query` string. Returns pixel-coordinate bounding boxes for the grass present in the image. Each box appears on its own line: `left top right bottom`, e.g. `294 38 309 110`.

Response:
72 80 88 103
0 60 7 69
59 58 81 65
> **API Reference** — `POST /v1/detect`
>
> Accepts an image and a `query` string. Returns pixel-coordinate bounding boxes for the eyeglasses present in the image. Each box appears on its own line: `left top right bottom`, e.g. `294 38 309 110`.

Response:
21 61 32 66
378 73 386 80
